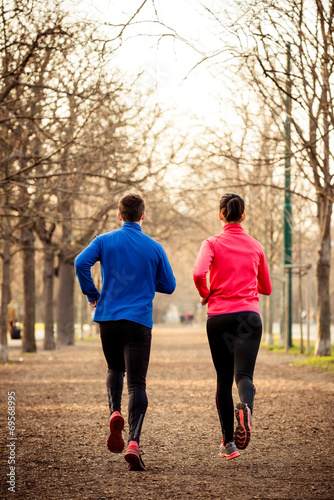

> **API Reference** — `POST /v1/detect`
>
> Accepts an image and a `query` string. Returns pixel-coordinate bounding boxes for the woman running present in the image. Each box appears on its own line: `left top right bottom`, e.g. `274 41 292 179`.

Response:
193 193 272 460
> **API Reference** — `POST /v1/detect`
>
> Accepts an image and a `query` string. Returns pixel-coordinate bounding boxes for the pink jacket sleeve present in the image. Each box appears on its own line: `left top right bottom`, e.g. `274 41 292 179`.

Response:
193 239 214 299
257 251 272 295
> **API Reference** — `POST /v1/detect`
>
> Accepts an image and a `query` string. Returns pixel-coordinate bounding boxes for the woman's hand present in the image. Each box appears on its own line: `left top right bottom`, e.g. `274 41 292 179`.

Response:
89 300 98 308
201 295 210 306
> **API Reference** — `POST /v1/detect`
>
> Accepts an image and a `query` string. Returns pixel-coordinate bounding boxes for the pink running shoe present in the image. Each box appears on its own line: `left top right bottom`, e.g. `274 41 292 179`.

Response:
107 411 124 453
234 403 252 450
124 441 145 471
219 440 240 460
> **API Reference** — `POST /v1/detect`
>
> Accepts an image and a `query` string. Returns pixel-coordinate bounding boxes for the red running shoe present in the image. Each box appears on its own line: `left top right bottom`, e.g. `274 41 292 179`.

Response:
107 411 124 453
234 403 252 450
124 441 145 471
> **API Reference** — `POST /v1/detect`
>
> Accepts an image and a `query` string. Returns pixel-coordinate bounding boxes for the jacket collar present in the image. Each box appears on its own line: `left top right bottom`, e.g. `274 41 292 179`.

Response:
222 224 244 233
122 222 142 231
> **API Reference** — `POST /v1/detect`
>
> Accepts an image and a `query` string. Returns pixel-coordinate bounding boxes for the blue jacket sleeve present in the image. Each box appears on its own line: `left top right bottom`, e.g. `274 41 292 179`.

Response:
74 237 101 302
156 246 176 294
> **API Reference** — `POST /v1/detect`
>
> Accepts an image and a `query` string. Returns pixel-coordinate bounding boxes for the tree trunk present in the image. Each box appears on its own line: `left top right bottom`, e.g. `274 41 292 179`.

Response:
265 193 274 346
80 291 89 339
0 240 10 362
22 225 36 353
43 249 55 350
266 294 274 346
315 194 332 356
57 256 75 345
299 271 304 354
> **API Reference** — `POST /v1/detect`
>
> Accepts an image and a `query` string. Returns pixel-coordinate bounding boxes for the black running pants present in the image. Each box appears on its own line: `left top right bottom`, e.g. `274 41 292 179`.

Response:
99 320 152 446
206 312 262 443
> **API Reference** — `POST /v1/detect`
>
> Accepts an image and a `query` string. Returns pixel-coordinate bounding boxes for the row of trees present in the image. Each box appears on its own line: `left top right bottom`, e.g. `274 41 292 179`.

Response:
133 0 334 355
0 0 187 360
0 0 332 359
180 0 333 355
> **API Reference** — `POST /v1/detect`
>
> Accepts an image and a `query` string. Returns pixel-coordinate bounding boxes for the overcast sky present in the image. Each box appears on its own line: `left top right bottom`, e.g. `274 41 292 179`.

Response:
69 0 239 125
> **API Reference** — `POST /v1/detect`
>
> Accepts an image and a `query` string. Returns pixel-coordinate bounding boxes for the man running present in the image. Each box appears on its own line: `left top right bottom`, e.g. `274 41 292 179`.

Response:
75 193 176 471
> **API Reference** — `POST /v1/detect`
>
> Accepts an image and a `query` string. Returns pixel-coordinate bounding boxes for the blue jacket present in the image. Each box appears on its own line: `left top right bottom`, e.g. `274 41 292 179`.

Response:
74 222 176 328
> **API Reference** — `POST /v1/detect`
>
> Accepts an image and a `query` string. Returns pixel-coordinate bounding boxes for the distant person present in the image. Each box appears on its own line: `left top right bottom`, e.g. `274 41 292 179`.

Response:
75 193 176 471
193 193 272 460
7 299 20 339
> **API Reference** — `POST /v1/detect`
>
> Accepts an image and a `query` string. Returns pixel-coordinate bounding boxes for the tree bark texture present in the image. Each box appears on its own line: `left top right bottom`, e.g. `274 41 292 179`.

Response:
56 180 75 346
315 194 332 356
22 225 36 353
57 258 75 346
43 249 55 350
0 240 10 362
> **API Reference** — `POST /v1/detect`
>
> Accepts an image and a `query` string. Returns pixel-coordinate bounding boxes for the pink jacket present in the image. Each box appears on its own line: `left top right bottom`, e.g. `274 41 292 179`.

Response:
193 224 272 316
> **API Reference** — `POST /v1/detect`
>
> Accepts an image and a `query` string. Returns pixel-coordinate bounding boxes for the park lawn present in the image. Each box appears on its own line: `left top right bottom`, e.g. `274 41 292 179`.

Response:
291 356 334 374
261 334 334 373
261 333 317 355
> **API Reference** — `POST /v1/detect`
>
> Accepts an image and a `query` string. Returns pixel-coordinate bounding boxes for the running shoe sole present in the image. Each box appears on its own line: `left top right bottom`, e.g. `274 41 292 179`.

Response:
124 451 145 471
124 442 145 471
220 449 240 460
107 412 124 453
234 403 251 450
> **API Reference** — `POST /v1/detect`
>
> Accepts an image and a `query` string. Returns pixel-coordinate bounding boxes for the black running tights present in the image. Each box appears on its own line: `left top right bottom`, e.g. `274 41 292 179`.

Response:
206 312 262 443
99 320 152 446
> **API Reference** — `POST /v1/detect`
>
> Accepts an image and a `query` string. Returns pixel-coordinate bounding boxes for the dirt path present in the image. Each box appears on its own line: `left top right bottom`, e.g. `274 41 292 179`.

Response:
1 326 333 500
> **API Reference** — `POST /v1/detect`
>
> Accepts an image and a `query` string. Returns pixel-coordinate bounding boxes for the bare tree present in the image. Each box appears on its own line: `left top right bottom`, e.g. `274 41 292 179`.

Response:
179 0 333 355
0 237 10 361
230 0 334 355
0 0 165 349
0 0 78 351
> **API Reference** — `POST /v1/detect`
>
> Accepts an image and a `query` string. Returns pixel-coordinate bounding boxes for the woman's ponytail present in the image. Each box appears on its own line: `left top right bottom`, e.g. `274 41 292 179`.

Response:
220 193 245 222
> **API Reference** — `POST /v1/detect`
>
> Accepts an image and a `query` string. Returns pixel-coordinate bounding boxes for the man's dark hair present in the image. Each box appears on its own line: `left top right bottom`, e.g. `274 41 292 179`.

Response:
119 193 145 222
219 193 245 222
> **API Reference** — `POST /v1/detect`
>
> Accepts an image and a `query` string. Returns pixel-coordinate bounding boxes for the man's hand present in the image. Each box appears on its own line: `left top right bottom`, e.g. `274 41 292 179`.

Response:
89 300 98 308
